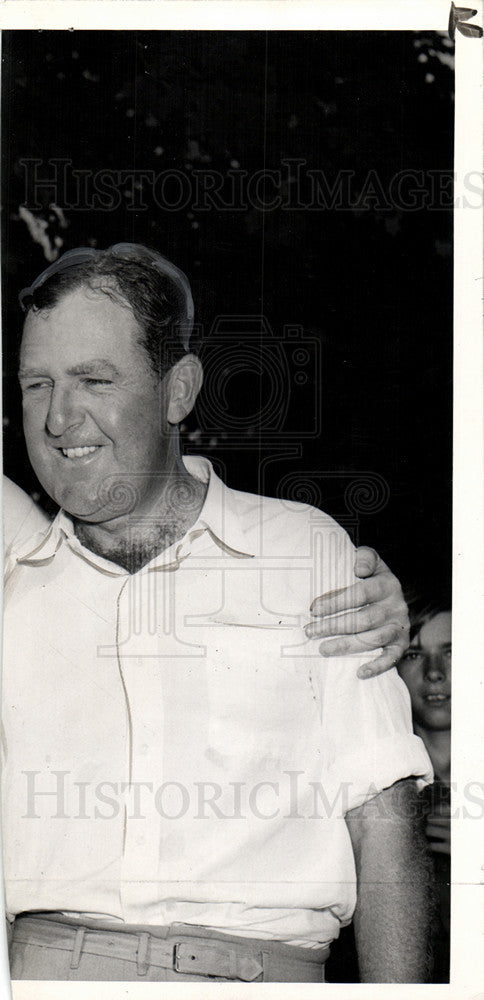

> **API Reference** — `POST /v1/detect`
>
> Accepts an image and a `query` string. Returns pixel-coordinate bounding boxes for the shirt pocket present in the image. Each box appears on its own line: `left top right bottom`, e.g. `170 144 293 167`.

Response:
200 622 319 776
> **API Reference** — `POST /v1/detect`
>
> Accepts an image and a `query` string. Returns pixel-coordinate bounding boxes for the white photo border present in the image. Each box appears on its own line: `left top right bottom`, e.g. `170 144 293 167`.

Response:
0 2 482 998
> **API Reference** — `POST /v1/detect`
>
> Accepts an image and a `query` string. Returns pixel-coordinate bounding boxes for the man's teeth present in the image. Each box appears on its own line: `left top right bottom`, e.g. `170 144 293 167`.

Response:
62 446 98 458
425 694 448 701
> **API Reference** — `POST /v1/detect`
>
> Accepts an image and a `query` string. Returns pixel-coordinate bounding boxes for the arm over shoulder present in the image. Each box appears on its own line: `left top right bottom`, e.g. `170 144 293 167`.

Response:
2 476 49 556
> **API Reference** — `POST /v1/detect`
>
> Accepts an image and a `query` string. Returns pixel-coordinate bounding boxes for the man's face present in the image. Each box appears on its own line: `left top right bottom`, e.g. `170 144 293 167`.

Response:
19 285 174 523
398 611 452 732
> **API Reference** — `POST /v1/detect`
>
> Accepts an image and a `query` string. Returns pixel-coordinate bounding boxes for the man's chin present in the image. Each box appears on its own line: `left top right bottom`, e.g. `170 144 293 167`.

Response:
57 496 107 521
44 481 108 521
37 471 142 522
56 491 139 525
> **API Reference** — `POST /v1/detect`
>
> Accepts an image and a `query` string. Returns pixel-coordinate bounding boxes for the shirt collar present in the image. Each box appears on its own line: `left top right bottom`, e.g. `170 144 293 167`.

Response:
183 455 254 559
12 513 71 566
14 456 255 571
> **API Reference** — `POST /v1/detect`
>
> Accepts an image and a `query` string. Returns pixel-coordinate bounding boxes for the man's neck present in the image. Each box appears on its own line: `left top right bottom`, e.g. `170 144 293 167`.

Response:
73 468 207 573
414 725 451 783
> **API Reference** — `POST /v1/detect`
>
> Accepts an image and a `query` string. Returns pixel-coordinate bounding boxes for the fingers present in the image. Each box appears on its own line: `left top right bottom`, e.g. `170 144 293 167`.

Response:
426 815 451 831
425 815 451 854
306 604 399 640
313 628 403 675
353 546 380 578
427 804 451 820
429 841 451 855
356 644 406 678
314 624 401 653
426 820 450 834
309 586 352 616
310 577 387 617
308 550 409 678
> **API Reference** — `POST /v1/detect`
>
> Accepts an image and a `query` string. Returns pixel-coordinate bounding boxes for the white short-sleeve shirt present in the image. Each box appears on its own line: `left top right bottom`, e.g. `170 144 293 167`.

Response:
2 458 432 945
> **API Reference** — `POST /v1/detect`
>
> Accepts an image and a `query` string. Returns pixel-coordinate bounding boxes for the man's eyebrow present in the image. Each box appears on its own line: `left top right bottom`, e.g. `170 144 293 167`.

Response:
18 368 47 379
18 359 121 378
65 359 121 377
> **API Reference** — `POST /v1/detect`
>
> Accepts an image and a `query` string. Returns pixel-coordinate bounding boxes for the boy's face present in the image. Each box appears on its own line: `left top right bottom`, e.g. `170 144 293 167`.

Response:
398 611 451 731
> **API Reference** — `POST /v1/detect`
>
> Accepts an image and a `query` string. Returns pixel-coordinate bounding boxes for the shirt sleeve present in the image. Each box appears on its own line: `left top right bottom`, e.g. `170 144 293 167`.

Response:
314 658 434 813
294 505 433 812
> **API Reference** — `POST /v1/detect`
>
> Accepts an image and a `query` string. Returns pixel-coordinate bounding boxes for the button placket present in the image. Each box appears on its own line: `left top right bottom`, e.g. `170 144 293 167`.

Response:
117 574 167 915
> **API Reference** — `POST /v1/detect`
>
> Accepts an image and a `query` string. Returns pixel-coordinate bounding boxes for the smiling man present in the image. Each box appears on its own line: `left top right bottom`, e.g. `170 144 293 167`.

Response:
18 279 205 570
3 245 433 983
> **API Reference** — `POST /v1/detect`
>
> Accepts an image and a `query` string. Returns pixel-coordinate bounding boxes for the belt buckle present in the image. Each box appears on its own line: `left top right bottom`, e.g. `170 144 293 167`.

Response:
173 941 215 977
173 942 193 974
173 942 180 972
173 941 262 981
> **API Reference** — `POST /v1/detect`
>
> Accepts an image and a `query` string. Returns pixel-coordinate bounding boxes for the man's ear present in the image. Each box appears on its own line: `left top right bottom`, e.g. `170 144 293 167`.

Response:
166 354 203 424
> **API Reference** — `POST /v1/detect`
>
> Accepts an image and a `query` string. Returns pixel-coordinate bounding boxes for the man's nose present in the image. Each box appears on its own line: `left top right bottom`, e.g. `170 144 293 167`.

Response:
423 652 445 681
46 384 84 437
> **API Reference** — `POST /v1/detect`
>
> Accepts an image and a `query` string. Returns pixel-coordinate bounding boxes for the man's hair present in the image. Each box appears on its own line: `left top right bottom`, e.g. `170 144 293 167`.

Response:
19 244 194 380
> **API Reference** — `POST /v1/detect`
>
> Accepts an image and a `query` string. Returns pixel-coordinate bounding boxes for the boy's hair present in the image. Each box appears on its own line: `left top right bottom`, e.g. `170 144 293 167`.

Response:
405 593 451 642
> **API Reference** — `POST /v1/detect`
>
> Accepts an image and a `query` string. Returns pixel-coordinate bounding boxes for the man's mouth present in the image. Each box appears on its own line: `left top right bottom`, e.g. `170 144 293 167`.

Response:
60 445 101 459
423 693 450 703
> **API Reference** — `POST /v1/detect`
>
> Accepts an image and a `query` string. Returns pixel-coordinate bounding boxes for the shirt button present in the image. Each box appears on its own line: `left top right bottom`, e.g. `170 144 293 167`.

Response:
139 744 149 755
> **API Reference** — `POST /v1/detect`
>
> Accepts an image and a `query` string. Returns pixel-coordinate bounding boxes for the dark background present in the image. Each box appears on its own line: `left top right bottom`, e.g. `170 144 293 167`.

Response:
2 30 453 600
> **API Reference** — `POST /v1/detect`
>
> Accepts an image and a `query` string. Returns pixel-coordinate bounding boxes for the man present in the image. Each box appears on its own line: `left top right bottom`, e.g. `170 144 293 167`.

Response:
3 244 433 982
